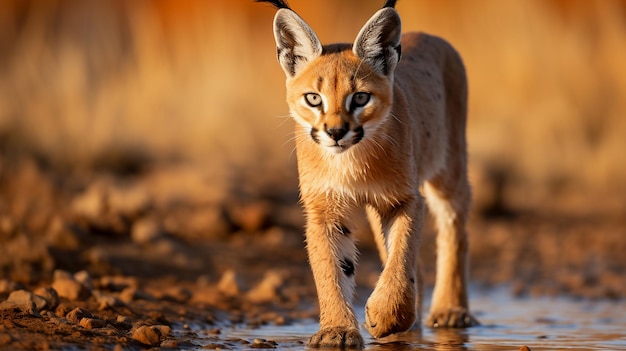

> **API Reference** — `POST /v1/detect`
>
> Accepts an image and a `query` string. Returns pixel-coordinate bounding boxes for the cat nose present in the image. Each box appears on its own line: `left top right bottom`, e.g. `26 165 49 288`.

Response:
324 123 348 141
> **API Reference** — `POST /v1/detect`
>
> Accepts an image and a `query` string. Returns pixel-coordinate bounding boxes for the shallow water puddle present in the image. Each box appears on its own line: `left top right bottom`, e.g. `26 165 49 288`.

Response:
196 289 626 350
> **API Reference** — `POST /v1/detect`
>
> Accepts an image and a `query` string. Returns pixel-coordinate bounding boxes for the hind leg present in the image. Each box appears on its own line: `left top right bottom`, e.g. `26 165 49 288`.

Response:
423 173 478 328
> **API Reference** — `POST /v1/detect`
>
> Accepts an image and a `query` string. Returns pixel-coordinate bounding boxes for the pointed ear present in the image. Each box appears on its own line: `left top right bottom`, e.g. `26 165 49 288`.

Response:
272 9 322 77
353 8 402 76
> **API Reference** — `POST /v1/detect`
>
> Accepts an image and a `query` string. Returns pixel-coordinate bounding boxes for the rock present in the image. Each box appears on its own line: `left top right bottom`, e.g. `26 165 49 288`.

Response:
34 286 60 310
79 317 106 329
115 315 132 330
93 291 124 310
227 201 271 232
45 216 80 250
99 275 138 292
55 303 74 318
0 279 22 294
119 287 153 302
519 347 533 351
160 339 178 348
251 338 277 349
74 270 94 291
52 271 90 301
132 325 164 346
217 269 242 296
108 186 150 218
131 218 163 245
7 290 47 311
71 183 107 219
246 270 284 303
66 307 93 325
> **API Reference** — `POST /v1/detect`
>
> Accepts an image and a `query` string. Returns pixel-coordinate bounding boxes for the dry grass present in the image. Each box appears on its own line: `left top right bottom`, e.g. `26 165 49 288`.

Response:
0 0 624 212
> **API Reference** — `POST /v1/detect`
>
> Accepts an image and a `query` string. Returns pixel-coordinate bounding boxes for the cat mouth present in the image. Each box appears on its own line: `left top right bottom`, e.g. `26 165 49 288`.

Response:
310 126 364 153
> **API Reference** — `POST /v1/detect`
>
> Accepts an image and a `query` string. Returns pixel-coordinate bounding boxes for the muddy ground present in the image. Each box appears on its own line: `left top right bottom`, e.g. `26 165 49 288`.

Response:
0 158 625 350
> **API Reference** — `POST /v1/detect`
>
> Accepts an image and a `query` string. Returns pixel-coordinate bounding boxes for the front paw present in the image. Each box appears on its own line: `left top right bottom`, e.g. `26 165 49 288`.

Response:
306 327 364 349
427 307 479 328
365 290 416 338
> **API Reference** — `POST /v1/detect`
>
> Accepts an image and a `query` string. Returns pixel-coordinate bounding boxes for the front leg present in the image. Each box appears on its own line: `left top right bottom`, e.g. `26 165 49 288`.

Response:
304 198 364 348
365 196 424 338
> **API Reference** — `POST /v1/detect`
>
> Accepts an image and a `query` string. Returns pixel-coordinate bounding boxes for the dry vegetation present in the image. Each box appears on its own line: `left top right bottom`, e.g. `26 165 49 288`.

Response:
1 0 625 211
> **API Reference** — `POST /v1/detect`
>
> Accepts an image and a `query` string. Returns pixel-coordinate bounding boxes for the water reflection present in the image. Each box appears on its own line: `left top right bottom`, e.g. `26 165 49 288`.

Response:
369 327 469 351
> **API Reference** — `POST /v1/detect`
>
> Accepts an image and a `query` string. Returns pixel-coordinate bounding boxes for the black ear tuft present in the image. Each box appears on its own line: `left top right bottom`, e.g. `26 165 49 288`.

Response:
255 0 291 10
353 8 402 76
383 0 397 8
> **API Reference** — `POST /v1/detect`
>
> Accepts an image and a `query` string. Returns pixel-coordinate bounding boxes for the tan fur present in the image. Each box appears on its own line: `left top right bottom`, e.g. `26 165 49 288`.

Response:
268 4 478 348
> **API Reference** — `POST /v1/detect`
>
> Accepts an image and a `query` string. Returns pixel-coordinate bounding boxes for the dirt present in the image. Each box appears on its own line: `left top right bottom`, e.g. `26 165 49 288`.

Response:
0 158 625 350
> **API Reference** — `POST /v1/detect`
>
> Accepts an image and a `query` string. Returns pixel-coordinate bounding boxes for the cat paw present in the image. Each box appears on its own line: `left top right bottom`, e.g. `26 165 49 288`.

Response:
427 307 479 328
306 327 364 348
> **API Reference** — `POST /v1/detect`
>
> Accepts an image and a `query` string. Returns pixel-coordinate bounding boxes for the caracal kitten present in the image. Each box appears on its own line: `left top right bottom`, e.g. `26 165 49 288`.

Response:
258 0 479 347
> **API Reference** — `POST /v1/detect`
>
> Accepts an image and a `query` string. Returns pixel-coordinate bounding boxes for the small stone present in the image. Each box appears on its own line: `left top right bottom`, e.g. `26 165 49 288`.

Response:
217 269 242 296
52 270 90 301
160 339 178 348
0 280 22 294
132 325 162 346
66 307 93 324
115 315 132 330
153 325 172 337
53 278 90 301
79 317 106 329
131 218 163 245
119 287 153 302
34 286 60 311
246 270 284 303
71 183 106 218
519 347 533 351
251 338 276 349
93 291 124 310
74 270 94 291
7 290 47 311
55 303 73 318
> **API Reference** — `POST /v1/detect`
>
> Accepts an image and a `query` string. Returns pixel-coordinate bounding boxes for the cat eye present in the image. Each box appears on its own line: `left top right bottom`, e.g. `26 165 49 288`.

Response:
351 92 371 109
304 93 322 107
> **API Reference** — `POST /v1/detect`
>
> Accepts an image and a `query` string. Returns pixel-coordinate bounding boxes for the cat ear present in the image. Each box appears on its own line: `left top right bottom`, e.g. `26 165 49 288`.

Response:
353 8 402 76
273 9 323 77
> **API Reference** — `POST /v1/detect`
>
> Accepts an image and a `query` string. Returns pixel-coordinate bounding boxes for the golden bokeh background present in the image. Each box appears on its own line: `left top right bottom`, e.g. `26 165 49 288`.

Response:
1 0 625 213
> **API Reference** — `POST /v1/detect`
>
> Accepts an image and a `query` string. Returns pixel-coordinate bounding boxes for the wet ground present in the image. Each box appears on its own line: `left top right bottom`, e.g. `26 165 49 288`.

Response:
218 289 626 351
1 159 625 350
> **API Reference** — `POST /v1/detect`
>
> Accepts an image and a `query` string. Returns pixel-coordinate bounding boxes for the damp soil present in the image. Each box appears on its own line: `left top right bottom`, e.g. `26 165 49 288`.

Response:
1 159 625 350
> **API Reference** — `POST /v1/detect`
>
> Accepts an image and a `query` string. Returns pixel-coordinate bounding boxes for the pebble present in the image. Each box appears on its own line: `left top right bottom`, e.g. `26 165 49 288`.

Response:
0 279 22 294
93 291 124 310
79 317 106 329
217 269 242 296
52 270 91 301
131 218 163 245
6 290 47 311
71 183 106 218
251 338 277 349
74 270 94 291
246 270 284 303
115 315 132 330
132 325 168 346
66 307 94 325
55 303 74 318
33 286 60 310
160 339 178 348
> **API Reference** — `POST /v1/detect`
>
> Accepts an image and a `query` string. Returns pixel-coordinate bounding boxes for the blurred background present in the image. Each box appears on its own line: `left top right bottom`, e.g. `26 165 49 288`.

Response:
0 0 625 296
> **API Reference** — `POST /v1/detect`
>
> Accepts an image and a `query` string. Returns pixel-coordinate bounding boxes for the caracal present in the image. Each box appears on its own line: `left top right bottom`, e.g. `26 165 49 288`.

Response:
258 0 478 347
